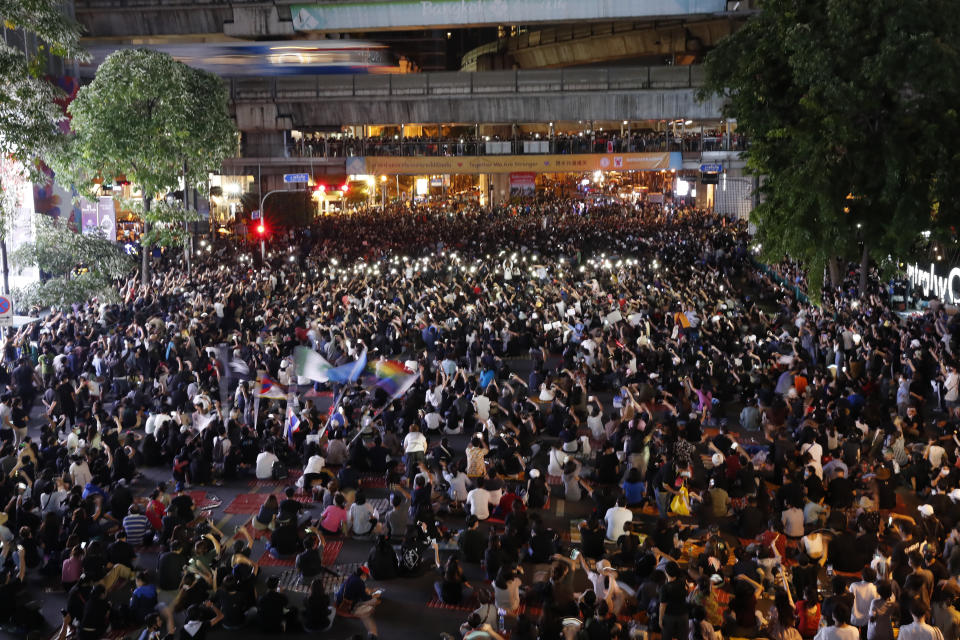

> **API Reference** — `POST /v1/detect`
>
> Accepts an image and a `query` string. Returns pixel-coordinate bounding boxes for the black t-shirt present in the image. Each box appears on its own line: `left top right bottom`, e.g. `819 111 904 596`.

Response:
659 579 688 616
270 523 302 555
596 452 620 484
738 506 764 539
296 547 323 577
528 530 556 563
827 477 854 509
215 588 248 628
458 527 486 563
157 551 187 590
257 590 288 630
82 596 110 632
580 525 607 560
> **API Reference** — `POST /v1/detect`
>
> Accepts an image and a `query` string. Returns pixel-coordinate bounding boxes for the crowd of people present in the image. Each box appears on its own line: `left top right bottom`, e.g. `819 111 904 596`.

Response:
0 198 956 640
288 129 748 159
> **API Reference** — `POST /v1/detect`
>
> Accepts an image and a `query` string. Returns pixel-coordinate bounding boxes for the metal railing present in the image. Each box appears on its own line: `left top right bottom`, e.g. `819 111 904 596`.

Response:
230 65 707 102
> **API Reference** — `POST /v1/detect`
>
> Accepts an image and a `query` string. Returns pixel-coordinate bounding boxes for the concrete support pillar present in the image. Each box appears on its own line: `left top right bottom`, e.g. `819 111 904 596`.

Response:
490 173 510 205
225 5 294 38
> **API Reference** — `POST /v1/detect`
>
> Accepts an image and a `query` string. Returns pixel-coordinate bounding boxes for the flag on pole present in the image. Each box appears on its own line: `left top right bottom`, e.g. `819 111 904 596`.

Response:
294 346 333 383
285 393 301 446
256 375 287 399
326 349 368 384
366 359 418 397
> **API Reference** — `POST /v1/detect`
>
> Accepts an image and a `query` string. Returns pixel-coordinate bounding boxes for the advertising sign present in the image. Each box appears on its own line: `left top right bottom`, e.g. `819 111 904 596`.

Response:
97 196 116 242
354 152 675 176
509 172 537 196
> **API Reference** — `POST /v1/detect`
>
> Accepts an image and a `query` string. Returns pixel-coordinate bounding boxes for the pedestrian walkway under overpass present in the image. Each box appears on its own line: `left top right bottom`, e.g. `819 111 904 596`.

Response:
232 65 723 131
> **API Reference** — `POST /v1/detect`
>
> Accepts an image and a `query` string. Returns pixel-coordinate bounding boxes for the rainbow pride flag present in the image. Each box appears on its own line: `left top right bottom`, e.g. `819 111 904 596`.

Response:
365 359 418 399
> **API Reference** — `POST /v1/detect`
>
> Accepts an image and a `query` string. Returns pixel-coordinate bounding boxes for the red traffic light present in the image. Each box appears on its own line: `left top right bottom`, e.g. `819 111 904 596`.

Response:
256 224 265 235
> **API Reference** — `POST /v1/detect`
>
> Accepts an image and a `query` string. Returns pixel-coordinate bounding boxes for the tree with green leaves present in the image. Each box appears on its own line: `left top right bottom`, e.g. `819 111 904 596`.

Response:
700 0 960 299
10 214 133 309
52 48 236 285
0 0 87 293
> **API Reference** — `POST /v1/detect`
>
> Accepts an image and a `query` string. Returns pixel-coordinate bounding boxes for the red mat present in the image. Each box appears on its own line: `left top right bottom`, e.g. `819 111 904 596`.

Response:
224 493 312 514
322 540 343 565
359 475 387 488
256 539 342 568
426 595 480 612
258 552 296 567
248 469 303 487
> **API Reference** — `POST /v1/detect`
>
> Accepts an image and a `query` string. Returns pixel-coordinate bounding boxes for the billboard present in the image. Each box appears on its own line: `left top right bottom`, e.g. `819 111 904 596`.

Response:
348 152 675 176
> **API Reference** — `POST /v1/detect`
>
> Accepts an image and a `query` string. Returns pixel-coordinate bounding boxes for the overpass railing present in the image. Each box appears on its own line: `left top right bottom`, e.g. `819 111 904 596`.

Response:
229 65 707 101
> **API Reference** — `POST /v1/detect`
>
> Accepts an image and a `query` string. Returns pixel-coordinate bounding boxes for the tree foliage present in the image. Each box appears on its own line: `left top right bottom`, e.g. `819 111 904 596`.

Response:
137 198 200 249
700 0 960 295
53 48 236 203
0 0 86 234
10 214 133 308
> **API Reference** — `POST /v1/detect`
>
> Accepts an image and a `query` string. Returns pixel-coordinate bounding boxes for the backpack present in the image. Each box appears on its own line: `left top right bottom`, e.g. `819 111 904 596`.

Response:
272 460 288 480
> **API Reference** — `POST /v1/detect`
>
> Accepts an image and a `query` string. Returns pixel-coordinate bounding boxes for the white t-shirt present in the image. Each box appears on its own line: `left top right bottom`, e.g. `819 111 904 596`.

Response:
466 487 492 520
304 454 325 475
887 622 943 640
813 624 860 640
443 471 469 502
70 461 92 487
604 506 633 540
849 580 879 626
801 441 823 465
255 451 279 479
474 396 491 422
402 431 427 454
929 445 947 469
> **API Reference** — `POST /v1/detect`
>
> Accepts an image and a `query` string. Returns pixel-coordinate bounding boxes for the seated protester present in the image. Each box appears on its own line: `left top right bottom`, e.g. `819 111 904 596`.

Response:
493 483 525 519
108 529 137 569
613 522 643 567
319 493 348 536
346 490 379 538
157 542 188 590
79 583 111 640
122 504 153 547
278 487 305 524
578 515 608 561
213 575 250 630
256 575 293 632
435 555 474 605
723 575 763 638
179 601 224 640
458 514 486 564
367 534 400 580
525 469 549 510
335 565 382 638
129 570 162 625
301 577 335 632
527 519 558 564
267 515 303 557
383 490 409 540
295 531 326 578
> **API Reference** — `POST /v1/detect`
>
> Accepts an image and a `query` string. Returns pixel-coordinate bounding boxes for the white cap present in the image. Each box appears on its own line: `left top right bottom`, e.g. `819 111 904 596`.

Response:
712 453 725 467
528 469 540 479
919 504 935 517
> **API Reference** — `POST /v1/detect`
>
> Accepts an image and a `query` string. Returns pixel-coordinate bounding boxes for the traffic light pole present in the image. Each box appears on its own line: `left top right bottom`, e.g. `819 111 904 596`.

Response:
258 189 288 265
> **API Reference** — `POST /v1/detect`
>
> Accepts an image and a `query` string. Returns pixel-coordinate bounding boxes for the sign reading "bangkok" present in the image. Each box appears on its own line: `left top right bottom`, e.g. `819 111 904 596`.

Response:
906 262 960 304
